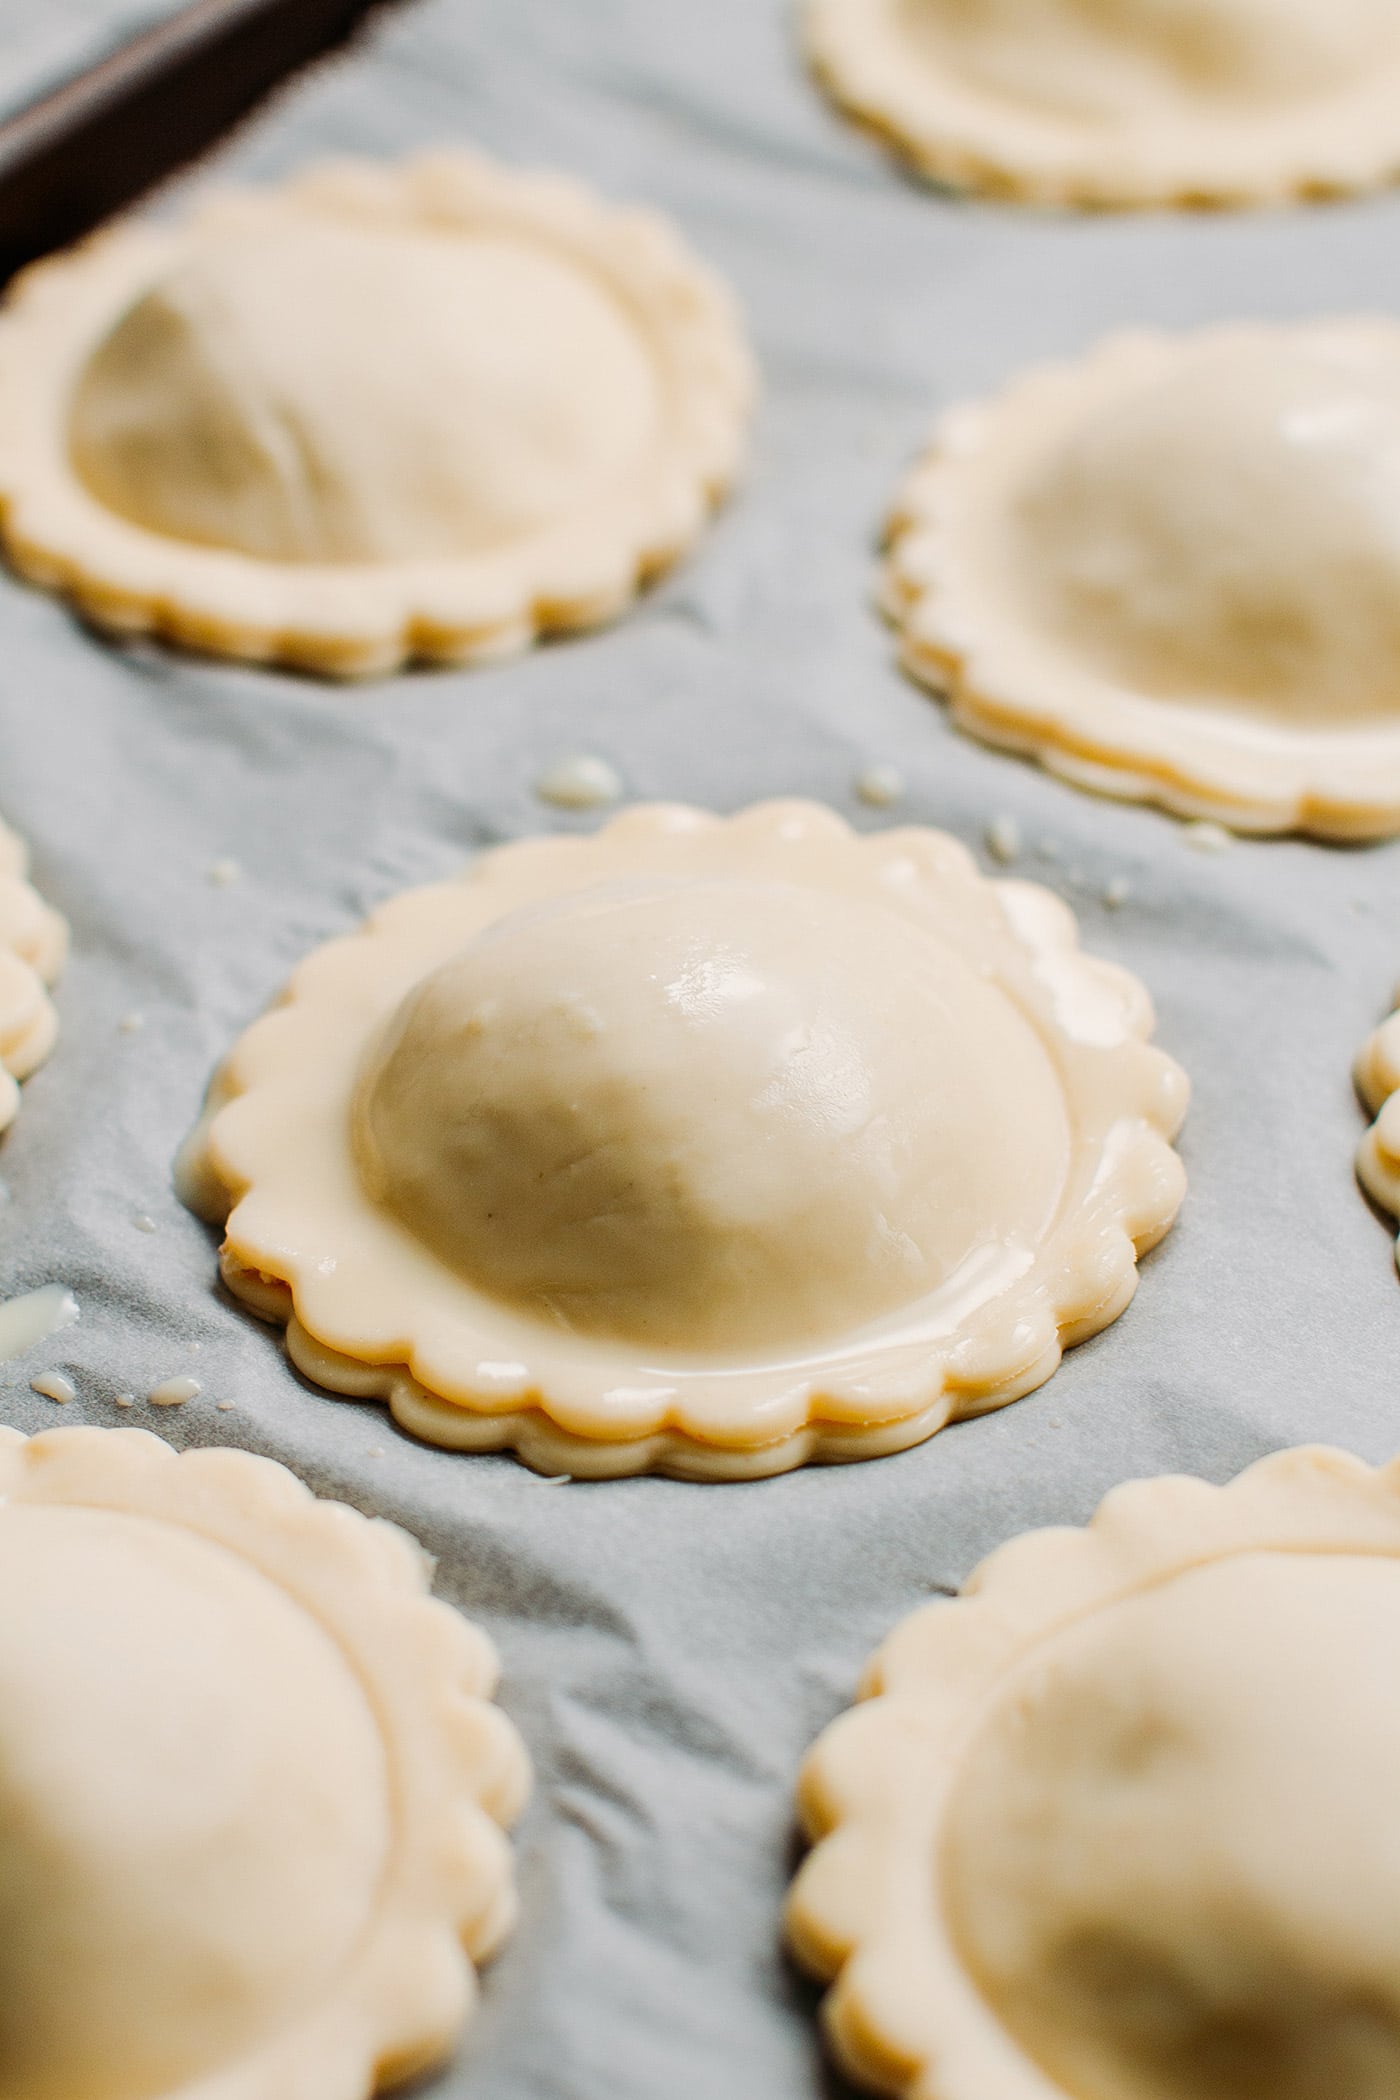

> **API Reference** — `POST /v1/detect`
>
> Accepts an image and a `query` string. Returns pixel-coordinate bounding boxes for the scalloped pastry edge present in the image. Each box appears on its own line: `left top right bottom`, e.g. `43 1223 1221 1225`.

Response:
180 800 1187 1481
0 1421 530 2100
0 814 66 1131
786 1442 1400 2098
0 151 756 678
883 322 1400 840
804 0 1400 210
1355 996 1400 1248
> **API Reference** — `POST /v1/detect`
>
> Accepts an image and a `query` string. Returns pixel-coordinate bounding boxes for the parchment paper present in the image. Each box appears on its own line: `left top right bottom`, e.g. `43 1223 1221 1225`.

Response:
4 4 1400 2094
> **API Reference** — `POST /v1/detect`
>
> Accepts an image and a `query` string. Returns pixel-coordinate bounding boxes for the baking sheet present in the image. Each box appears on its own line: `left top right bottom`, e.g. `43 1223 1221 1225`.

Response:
0 1 187 116
4 3 1400 2094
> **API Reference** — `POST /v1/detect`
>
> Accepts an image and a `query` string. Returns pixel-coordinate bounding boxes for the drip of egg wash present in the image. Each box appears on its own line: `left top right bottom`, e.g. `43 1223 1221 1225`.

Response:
0 1286 78 1362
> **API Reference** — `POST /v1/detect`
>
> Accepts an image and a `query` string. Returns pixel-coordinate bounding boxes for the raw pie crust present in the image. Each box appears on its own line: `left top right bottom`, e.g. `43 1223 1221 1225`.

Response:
788 1443 1400 2100
0 1423 528 2100
178 800 1187 1481
804 0 1400 207
0 152 754 677
1354 996 1400 1248
885 321 1400 839
0 815 66 1131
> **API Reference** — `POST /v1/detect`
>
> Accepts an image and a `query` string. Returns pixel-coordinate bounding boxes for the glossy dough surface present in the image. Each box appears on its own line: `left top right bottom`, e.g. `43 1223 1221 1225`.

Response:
0 816 66 1133
789 1445 1400 2100
0 153 753 675
179 800 1187 1480
0 1425 528 2100
885 322 1400 837
947 1555 1400 2100
804 0 1400 206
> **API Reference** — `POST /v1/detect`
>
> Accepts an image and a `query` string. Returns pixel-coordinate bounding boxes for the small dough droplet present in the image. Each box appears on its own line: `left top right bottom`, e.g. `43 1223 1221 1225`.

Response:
31 1371 75 1404
132 1213 158 1234
207 857 242 887
0 1286 79 1363
1103 876 1131 909
535 755 623 811
854 763 904 809
148 1375 201 1407
985 814 1022 865
1183 820 1233 854
118 1011 145 1034
113 1394 135 1409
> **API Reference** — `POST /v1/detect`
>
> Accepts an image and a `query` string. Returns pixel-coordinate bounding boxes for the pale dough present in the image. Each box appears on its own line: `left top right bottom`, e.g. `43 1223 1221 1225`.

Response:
0 153 754 676
804 0 1400 206
177 799 1187 1480
885 322 1400 837
1354 997 1400 1252
0 815 66 1133
789 1443 1400 2100
0 1423 528 2100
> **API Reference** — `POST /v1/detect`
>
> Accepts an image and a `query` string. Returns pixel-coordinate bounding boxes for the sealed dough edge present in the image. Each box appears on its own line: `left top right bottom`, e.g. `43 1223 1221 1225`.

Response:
785 1442 1400 2100
1355 999 1400 1243
0 151 755 678
0 1422 530 2100
177 800 1188 1481
0 814 67 1131
803 0 1400 209
883 323 1400 840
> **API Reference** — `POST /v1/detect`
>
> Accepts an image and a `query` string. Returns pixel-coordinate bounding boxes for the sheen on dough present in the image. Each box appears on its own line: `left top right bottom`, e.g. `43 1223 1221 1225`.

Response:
0 1423 528 2100
804 0 1400 206
0 815 66 1132
177 799 1187 1481
884 321 1400 837
0 152 754 676
788 1443 1400 2100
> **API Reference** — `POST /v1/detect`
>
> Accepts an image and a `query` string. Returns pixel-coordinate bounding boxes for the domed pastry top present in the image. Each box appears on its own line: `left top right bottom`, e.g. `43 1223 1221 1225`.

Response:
177 799 1187 1481
788 1444 1400 2100
0 1424 528 2100
0 152 754 677
885 322 1400 838
0 816 67 1133
804 0 1400 206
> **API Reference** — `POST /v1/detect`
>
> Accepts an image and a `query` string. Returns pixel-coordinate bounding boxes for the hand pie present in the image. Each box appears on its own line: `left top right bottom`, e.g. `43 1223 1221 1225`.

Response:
0 1423 528 2100
0 815 66 1131
789 1443 1400 2100
1354 998 1400 1250
804 0 1400 207
0 152 754 677
885 321 1400 837
178 800 1187 1480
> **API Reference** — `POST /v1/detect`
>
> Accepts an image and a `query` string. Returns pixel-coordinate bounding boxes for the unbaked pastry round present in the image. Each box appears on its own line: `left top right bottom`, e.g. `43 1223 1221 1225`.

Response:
0 815 66 1132
804 0 1400 207
1353 995 1400 1250
177 800 1187 1480
0 1422 528 2100
885 321 1400 838
788 1443 1400 2100
0 152 754 676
